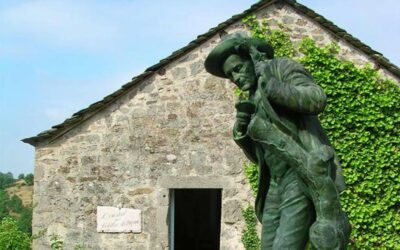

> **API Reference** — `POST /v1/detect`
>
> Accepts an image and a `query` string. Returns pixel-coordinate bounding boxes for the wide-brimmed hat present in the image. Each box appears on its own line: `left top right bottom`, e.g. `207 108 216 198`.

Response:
204 33 274 78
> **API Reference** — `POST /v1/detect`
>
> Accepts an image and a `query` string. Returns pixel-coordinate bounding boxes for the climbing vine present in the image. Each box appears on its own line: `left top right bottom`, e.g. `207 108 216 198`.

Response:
242 15 295 58
241 162 260 250
242 205 261 250
240 15 400 249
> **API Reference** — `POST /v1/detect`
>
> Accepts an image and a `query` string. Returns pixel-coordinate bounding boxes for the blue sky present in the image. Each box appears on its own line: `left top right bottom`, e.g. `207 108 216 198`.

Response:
1 0 399 176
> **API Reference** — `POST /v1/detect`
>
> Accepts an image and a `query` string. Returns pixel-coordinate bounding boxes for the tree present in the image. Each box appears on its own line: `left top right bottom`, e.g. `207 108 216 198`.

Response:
17 206 32 235
8 195 23 213
24 174 34 186
0 172 15 189
0 217 31 250
18 174 25 180
0 190 10 220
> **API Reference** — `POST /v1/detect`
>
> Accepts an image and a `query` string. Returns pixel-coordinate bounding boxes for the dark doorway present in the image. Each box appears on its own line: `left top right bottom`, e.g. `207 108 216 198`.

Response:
172 189 222 250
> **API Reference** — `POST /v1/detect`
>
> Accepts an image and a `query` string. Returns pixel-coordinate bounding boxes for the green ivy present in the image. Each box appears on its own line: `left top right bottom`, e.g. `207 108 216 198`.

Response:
241 163 261 249
242 15 295 58
300 38 400 249
241 15 400 249
242 205 261 250
50 234 64 250
244 163 259 197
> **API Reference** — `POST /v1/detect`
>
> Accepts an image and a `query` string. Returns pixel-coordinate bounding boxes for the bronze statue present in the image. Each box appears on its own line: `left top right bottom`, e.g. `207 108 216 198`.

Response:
205 33 351 249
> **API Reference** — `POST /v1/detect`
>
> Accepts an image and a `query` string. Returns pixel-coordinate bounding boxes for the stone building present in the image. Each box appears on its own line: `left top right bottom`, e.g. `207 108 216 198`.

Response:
23 0 400 249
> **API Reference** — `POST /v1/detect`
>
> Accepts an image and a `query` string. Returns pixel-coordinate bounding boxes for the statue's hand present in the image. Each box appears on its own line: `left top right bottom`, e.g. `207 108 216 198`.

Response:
234 100 256 135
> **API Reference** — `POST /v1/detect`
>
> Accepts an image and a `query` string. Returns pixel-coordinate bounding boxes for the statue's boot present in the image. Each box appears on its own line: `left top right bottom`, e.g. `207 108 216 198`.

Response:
247 116 351 249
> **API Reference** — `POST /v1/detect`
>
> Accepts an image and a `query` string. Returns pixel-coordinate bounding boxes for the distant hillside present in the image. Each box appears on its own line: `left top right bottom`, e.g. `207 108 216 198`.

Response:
0 173 33 236
6 180 33 207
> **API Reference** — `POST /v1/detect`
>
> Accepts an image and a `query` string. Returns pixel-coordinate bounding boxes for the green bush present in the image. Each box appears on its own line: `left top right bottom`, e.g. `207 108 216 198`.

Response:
17 206 33 236
8 195 23 213
0 190 10 220
241 15 400 249
0 217 31 250
0 172 15 189
24 174 34 186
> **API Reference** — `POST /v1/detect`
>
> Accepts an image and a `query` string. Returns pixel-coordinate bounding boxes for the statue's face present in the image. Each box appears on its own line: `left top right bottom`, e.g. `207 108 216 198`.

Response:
223 54 256 91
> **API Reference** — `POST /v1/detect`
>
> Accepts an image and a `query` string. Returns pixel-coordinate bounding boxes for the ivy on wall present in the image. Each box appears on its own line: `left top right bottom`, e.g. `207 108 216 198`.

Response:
241 163 260 250
240 15 400 249
242 205 261 250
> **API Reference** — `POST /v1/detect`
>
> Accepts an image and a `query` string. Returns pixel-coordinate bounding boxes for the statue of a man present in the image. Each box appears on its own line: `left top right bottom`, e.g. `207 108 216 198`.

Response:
204 33 351 249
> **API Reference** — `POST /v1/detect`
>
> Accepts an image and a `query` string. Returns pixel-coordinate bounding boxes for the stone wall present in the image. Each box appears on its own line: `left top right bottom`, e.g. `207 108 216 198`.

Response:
32 28 252 250
32 2 399 250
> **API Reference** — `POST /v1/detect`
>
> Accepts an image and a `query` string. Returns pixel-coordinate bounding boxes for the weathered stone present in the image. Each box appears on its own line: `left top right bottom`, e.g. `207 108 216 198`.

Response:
223 200 242 224
295 27 307 34
167 114 177 120
66 177 76 183
65 156 78 166
224 150 244 175
171 67 187 80
81 156 96 165
58 165 70 174
313 35 325 41
85 134 100 144
166 154 177 163
36 148 54 158
203 76 226 92
266 18 279 27
282 15 295 24
79 176 97 182
47 180 62 193
128 188 154 196
296 18 307 26
42 158 58 165
223 188 239 199
86 182 106 194
141 82 155 93
190 151 212 175
190 60 204 75
146 99 157 105
178 52 198 63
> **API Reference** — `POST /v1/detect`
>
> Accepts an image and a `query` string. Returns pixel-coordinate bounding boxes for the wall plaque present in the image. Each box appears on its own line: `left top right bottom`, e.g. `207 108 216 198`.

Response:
97 206 141 233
